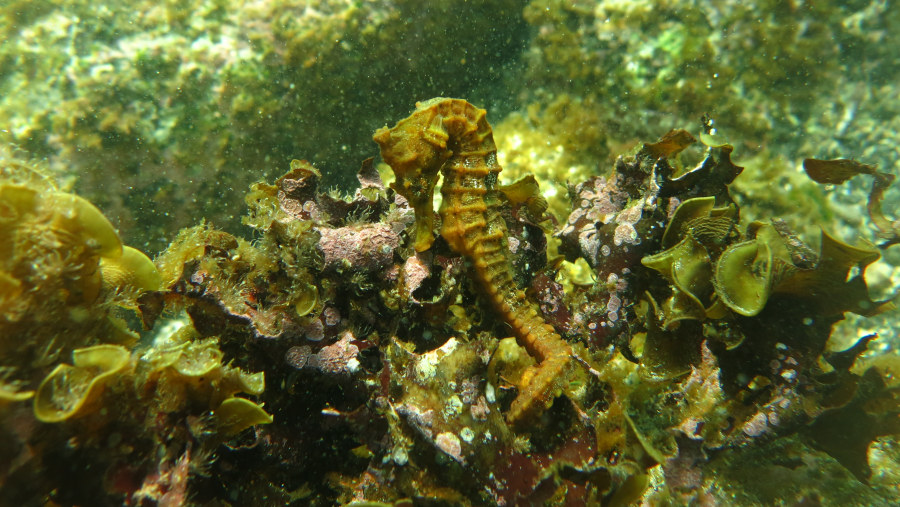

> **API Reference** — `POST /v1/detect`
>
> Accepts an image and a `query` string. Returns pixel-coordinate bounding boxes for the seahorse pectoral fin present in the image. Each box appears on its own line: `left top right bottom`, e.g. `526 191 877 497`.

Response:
411 203 437 252
387 179 436 252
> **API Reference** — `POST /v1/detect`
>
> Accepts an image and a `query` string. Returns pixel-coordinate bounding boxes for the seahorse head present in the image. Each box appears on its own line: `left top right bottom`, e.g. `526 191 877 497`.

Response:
374 107 452 251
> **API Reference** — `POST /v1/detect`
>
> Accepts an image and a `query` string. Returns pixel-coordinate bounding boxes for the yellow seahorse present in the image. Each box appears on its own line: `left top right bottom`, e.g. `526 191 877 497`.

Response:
374 98 572 425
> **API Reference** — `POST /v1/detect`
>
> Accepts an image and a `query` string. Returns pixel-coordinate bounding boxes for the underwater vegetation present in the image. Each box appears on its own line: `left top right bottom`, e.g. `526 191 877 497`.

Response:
7 0 900 261
2 89 898 505
0 147 271 505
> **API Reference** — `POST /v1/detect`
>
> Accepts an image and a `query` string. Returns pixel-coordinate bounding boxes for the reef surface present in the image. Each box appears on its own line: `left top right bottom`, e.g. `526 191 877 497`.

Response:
1 1 899 506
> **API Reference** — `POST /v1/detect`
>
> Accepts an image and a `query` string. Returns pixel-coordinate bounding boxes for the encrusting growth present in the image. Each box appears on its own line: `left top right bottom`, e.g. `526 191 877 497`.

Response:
374 98 572 425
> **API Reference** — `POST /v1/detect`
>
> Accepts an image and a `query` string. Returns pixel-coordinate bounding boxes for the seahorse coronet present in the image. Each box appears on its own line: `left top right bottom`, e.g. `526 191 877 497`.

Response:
374 97 574 426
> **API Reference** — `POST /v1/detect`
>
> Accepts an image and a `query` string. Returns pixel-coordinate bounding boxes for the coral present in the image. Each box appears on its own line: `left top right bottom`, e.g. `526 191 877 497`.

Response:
292 331 362 376
317 223 400 274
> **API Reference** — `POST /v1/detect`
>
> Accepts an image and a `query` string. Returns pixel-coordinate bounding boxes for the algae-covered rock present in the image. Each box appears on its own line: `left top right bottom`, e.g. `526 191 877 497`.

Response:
3 58 900 505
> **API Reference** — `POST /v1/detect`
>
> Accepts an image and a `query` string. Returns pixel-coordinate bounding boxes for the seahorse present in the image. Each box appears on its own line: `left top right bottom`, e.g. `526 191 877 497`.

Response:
374 98 572 425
